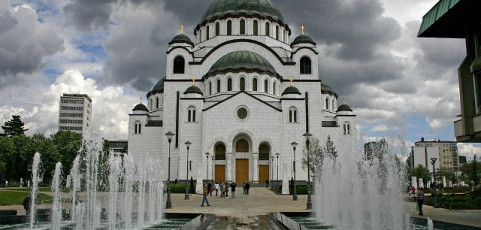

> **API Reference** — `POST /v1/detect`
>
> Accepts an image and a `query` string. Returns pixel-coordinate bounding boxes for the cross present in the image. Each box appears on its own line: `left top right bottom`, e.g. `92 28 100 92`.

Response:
180 25 184 34
290 78 294 86
301 25 305 35
140 96 143 104
192 77 196 86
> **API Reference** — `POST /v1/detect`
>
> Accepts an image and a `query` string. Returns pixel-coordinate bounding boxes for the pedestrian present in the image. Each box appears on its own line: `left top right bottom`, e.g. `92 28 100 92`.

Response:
266 179 269 188
245 182 250 195
411 186 415 195
201 185 210 207
417 188 424 216
225 183 229 198
23 194 32 215
243 182 246 194
231 182 236 198
207 182 212 196
220 181 225 197
215 182 219 196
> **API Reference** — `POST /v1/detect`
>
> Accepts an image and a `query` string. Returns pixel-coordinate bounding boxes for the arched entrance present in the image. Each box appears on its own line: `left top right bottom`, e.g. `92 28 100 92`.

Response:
214 143 226 182
258 143 270 184
235 138 249 183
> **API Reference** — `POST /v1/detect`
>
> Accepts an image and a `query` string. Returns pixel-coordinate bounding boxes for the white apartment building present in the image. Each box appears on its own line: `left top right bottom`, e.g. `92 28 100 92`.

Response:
59 93 92 136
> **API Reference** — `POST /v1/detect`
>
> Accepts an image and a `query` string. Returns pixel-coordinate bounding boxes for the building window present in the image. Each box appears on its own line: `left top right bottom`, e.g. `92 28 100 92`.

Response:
343 122 351 135
149 99 153 110
236 139 249 152
188 107 196 122
289 107 297 123
215 22 220 36
217 79 221 93
206 26 210 40
240 19 246 35
134 121 141 134
253 78 258 91
215 143 226 160
325 98 329 110
228 78 232 91
275 26 279 40
156 97 160 109
240 77 246 91
259 143 270 160
253 20 258 35
264 79 268 93
173 56 185 74
227 20 232 35
300 56 312 74
265 22 270 36
273 82 276 95
209 81 212 95
237 107 248 119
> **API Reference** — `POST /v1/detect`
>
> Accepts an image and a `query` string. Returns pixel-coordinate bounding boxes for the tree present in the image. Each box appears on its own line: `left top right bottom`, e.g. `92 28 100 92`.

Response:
302 137 323 175
411 165 431 185
324 135 338 161
472 155 480 186
438 168 455 183
36 138 61 184
50 131 82 177
0 137 16 180
1 115 28 136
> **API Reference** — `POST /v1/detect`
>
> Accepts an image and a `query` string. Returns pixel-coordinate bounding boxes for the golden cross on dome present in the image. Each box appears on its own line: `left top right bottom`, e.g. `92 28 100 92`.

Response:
192 77 196 86
290 78 294 86
140 96 143 104
180 25 184 34
301 25 305 35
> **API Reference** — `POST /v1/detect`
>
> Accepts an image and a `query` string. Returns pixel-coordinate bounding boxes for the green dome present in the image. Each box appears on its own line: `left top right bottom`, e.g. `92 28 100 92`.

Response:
205 50 278 78
282 86 301 96
169 34 194 46
147 77 165 98
291 34 317 46
133 103 148 111
337 103 353 112
201 0 284 24
184 85 203 95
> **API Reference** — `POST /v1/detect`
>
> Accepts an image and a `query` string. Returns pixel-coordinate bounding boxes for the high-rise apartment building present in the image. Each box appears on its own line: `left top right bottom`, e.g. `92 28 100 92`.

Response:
410 138 459 173
59 93 92 136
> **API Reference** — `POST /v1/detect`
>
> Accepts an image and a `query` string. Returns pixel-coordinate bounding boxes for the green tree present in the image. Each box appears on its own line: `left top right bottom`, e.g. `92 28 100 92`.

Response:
472 155 480 186
36 138 61 184
12 135 36 181
0 137 16 180
324 135 338 160
1 115 28 136
438 168 455 183
411 165 431 185
51 131 82 176
302 137 323 175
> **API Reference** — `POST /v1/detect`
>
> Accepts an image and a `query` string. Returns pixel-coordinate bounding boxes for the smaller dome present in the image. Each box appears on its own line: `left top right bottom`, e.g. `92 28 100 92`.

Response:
206 50 278 78
133 103 148 111
147 77 165 98
321 80 337 97
337 102 353 112
291 34 316 46
184 85 203 95
282 86 301 96
169 34 194 46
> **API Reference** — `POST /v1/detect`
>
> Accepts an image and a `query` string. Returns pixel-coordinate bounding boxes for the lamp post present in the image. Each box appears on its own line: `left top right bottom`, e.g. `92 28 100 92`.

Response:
212 155 215 182
184 141 191 200
291 141 298 201
304 132 312 209
276 153 280 181
165 131 175 209
205 152 210 180
271 156 274 188
431 158 438 208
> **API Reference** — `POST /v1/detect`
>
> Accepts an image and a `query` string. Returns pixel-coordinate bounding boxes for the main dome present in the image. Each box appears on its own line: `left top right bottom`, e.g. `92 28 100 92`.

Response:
205 50 278 78
200 0 284 25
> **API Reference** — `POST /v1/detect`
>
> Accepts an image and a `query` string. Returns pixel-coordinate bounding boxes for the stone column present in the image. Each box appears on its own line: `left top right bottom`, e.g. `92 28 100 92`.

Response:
226 153 233 182
252 153 259 183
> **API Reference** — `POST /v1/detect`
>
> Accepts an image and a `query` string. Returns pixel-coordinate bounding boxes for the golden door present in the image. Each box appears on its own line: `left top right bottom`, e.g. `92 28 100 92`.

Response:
259 165 269 184
215 165 225 183
236 159 249 183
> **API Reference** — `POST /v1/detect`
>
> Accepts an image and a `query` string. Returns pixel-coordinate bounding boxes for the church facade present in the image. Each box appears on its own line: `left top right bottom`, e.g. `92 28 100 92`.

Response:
127 0 356 194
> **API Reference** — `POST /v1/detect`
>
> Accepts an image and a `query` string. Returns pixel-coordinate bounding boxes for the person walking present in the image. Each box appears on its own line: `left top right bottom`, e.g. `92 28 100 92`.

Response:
207 182 212 196
220 181 225 197
225 183 229 198
245 182 250 195
201 185 210 207
214 182 219 196
231 182 236 198
243 182 246 194
417 188 424 216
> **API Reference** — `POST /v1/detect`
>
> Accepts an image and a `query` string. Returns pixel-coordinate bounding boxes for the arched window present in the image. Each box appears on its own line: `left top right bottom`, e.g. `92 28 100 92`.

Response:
289 107 297 123
217 79 221 93
149 98 153 110
173 56 185 74
227 78 232 91
273 82 276 95
253 78 258 91
215 143 226 160
215 22 220 36
236 139 249 152
275 26 279 40
265 22 270 36
343 122 351 135
325 98 329 110
253 20 258 35
240 77 246 91
264 79 269 93
188 106 196 122
227 20 232 35
156 97 160 109
134 121 141 134
209 81 212 95
259 143 270 160
240 19 246 35
300 56 312 74
206 26 210 40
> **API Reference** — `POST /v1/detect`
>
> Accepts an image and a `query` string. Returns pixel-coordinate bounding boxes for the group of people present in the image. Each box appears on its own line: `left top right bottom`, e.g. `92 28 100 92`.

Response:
201 181 251 207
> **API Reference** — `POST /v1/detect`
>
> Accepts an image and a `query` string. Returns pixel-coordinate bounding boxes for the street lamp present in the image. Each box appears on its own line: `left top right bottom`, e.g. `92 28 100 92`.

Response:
276 153 280 181
184 141 191 200
205 152 210 180
165 131 175 209
431 158 438 208
291 141 298 201
304 132 312 209
212 155 215 182
270 156 274 187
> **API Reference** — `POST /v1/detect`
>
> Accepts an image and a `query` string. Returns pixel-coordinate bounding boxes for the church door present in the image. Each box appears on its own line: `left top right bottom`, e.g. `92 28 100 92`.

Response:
236 159 249 183
259 165 269 183
215 165 225 183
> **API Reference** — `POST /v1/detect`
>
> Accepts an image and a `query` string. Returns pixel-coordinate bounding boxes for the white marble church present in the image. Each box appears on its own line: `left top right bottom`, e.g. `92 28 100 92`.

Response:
127 0 356 194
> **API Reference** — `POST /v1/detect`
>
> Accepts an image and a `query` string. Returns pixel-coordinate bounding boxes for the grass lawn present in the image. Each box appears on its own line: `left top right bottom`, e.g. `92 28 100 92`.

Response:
0 190 52 206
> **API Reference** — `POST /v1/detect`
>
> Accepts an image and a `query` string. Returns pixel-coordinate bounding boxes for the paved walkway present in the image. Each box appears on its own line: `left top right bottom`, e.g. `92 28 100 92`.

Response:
406 201 481 228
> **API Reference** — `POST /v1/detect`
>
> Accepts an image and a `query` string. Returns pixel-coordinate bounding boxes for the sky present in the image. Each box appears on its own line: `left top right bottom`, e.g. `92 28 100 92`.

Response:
0 0 479 160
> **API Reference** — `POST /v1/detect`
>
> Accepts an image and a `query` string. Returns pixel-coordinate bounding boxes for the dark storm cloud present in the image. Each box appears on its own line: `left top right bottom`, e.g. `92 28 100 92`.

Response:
63 0 117 31
0 6 64 88
163 0 209 27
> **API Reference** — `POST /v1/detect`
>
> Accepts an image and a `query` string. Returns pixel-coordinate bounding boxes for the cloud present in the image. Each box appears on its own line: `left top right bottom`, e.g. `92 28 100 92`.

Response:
0 70 138 139
0 3 64 88
457 143 481 161
63 0 117 31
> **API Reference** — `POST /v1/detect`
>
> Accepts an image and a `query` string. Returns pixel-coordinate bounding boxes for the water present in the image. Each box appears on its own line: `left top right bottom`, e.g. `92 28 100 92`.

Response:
30 153 42 229
51 162 62 230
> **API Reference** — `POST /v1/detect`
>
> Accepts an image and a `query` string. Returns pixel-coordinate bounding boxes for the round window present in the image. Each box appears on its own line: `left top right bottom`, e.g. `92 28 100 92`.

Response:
237 107 248 119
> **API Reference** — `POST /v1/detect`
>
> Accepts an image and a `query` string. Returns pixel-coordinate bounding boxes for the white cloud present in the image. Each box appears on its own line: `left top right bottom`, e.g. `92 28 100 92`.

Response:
457 143 481 161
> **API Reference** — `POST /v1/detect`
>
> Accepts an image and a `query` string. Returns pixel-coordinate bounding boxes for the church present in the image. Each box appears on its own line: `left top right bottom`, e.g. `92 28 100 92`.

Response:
127 0 356 195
